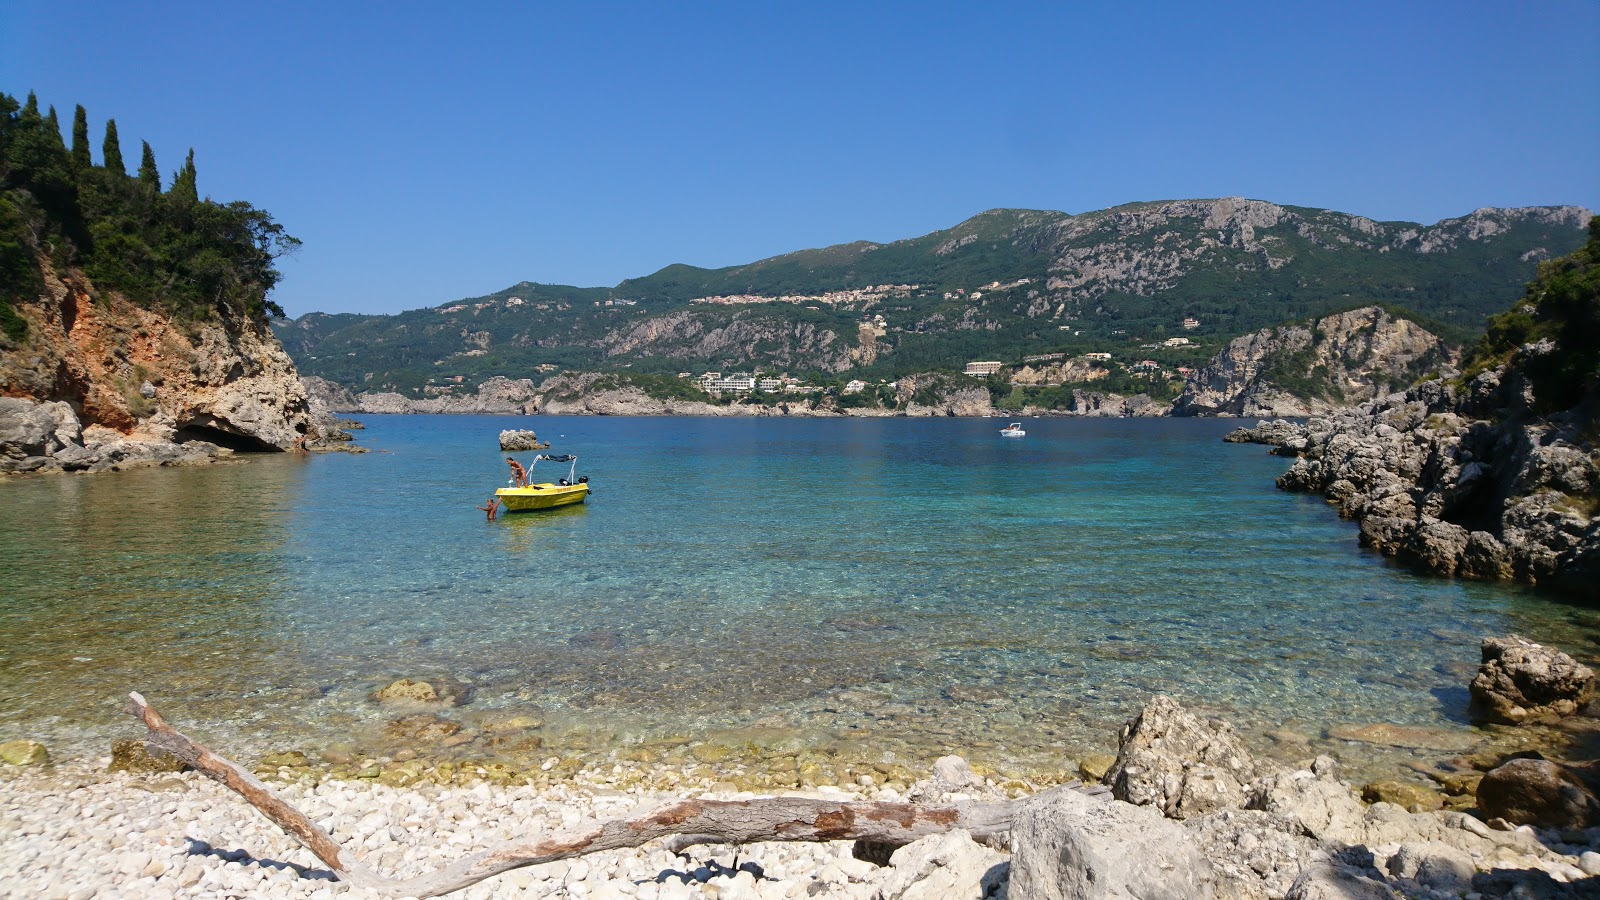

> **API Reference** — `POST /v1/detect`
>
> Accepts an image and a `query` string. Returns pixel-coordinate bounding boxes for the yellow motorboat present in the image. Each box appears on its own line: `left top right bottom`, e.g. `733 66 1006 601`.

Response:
496 454 589 512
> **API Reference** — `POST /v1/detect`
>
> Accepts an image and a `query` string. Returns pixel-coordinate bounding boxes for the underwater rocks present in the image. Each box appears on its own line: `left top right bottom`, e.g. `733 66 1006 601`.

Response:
369 675 473 707
107 738 187 774
0 739 48 767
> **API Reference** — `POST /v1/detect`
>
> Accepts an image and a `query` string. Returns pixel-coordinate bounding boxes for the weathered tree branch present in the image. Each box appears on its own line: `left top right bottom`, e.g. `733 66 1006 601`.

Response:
127 691 1040 898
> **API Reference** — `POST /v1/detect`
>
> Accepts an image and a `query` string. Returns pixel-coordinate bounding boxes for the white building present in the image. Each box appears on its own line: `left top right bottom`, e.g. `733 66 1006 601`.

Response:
842 380 868 394
964 361 1004 376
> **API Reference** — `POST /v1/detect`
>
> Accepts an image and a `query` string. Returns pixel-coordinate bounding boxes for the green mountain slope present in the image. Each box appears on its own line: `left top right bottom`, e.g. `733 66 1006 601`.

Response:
277 199 1591 394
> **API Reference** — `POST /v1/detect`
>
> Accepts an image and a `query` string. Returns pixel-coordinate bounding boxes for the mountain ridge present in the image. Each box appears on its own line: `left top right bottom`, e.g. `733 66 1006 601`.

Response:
276 198 1591 396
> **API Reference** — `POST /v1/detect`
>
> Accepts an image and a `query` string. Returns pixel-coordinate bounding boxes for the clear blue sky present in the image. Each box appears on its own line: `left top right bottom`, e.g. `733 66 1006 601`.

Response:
4 1 1597 317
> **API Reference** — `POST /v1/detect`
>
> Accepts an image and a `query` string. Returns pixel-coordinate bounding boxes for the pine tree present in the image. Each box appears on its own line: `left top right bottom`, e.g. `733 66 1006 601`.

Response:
102 119 125 176
139 141 160 190
71 104 91 169
170 148 198 203
22 91 39 118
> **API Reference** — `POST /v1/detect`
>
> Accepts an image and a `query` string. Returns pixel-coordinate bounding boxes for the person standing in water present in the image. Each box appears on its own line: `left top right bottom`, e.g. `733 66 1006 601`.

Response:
506 457 527 487
476 497 501 521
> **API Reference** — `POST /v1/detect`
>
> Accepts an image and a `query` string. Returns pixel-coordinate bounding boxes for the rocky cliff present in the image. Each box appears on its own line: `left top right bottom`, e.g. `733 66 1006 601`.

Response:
1228 222 1600 595
1 264 313 475
1254 376 1598 594
1173 306 1452 417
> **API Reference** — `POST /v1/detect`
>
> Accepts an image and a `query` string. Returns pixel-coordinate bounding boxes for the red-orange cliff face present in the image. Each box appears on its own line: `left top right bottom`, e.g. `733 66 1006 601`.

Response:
0 263 311 472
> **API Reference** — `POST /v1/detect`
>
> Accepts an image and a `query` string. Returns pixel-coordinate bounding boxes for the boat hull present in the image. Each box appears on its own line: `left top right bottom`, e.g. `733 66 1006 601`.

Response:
495 482 589 511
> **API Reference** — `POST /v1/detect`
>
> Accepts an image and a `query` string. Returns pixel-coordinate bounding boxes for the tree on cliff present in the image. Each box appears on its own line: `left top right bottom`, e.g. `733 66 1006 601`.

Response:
70 105 91 170
1467 216 1600 415
169 149 198 204
138 141 159 189
0 91 298 328
102 119 124 177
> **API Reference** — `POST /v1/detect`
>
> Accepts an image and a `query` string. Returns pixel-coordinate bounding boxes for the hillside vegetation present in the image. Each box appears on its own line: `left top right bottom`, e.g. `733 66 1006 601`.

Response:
0 91 298 346
277 199 1588 397
1465 216 1600 415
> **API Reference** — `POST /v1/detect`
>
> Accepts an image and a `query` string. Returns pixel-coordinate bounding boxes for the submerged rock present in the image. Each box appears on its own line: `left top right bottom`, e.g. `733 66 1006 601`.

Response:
370 676 472 707
0 739 49 767
108 739 187 774
1360 781 1445 813
1469 634 1597 725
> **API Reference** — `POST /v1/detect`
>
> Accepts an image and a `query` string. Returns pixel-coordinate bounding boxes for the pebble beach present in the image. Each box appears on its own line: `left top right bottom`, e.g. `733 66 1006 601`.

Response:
0 759 948 900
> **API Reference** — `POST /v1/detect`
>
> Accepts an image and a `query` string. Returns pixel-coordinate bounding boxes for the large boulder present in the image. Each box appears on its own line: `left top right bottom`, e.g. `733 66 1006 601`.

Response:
0 398 79 459
1469 635 1596 725
1010 787 1217 900
1477 757 1600 828
1107 695 1268 819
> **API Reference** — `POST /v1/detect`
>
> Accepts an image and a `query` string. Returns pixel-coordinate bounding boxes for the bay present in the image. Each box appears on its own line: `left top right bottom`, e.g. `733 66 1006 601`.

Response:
2 415 1596 780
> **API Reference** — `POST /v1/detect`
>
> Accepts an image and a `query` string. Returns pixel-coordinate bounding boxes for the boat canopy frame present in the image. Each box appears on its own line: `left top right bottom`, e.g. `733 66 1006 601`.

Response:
528 453 579 485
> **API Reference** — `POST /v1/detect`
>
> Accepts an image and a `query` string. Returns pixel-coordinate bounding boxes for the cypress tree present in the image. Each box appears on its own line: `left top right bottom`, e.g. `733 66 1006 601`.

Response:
44 106 66 152
138 141 160 189
22 91 39 119
102 119 125 176
70 104 91 168
170 148 198 203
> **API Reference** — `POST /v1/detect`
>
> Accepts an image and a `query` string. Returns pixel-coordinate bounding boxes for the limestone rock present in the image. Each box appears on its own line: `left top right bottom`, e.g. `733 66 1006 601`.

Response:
1183 808 1324 900
1264 357 1599 593
1245 768 1367 844
1173 306 1450 418
498 429 548 452
0 739 48 766
1384 841 1476 894
1283 861 1397 900
1010 787 1218 900
1107 695 1267 819
1477 757 1600 828
1469 635 1597 725
108 738 188 774
877 829 1007 900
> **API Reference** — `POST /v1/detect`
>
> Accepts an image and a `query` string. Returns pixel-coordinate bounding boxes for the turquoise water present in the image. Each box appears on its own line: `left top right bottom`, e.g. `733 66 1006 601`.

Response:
2 415 1598 780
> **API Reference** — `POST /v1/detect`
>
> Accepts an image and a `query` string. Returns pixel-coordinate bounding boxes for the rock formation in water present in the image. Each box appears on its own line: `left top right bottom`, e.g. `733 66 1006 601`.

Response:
1 263 314 474
1172 306 1452 417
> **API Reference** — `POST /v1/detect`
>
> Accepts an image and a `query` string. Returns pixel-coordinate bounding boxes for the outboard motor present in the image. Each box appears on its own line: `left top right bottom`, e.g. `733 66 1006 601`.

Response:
577 476 589 484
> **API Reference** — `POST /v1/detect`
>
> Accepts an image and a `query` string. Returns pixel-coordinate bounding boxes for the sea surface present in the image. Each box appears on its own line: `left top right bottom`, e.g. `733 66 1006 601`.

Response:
3 415 1598 782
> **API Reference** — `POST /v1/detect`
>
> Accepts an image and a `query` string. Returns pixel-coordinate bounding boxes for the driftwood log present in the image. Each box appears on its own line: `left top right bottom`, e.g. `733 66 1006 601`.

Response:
127 691 1038 898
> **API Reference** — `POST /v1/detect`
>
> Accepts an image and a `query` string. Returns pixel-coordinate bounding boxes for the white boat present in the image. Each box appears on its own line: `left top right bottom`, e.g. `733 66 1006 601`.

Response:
999 422 1026 437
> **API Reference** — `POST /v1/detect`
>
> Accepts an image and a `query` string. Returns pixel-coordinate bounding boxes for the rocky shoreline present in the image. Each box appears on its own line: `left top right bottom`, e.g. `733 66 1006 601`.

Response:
6 636 1600 898
1226 369 1598 595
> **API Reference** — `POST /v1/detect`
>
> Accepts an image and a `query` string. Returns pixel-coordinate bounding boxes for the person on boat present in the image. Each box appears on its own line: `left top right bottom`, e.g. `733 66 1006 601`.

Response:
476 497 501 521
506 457 527 488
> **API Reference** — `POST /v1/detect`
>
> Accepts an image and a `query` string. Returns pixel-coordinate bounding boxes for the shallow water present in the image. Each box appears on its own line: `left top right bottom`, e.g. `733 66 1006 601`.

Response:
2 415 1597 781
